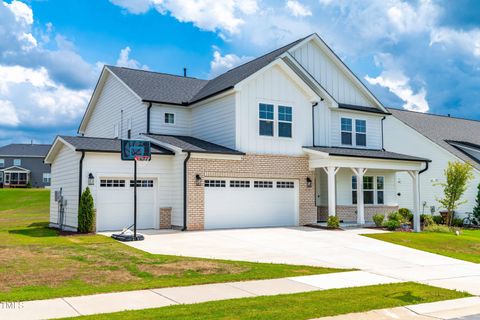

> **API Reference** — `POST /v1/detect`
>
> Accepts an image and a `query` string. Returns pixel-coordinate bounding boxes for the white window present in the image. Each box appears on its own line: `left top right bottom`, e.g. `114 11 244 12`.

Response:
13 159 21 166
43 173 51 184
278 106 292 138
259 103 274 136
355 119 367 147
352 175 384 205
100 179 125 187
164 113 175 124
230 180 250 188
0 159 4 168
113 124 119 138
130 180 154 187
277 181 294 188
341 118 353 145
204 180 226 187
254 181 273 188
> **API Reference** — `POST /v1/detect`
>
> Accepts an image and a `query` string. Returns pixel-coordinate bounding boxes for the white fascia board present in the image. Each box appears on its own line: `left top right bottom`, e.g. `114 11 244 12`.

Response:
288 34 388 113
1 166 31 172
44 137 77 164
329 107 387 118
302 148 330 158
234 59 320 103
190 153 243 160
308 155 424 171
140 135 183 154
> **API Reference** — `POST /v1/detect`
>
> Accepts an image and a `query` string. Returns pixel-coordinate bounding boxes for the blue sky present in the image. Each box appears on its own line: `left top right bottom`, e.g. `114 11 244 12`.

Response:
0 0 479 146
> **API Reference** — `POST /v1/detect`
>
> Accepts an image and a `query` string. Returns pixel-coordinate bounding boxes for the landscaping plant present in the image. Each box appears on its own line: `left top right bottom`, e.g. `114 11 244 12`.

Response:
372 214 384 227
436 161 474 226
327 216 340 228
473 183 480 225
383 219 400 231
432 215 444 225
78 187 95 233
398 208 413 222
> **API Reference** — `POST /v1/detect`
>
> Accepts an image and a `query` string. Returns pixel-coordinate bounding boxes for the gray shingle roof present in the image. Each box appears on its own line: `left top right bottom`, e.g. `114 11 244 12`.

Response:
60 136 173 154
339 103 390 115
304 146 430 162
144 134 244 155
388 108 480 169
107 36 308 106
0 144 51 157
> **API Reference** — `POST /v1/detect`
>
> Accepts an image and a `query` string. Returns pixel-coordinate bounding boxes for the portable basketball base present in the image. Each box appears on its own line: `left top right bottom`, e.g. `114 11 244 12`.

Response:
112 140 151 242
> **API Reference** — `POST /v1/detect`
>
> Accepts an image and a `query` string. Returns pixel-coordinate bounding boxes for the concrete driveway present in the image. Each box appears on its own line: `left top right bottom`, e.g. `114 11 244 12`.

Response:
123 227 480 295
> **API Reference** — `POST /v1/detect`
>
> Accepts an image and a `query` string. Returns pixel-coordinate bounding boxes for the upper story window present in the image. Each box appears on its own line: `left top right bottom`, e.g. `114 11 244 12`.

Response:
0 159 4 168
164 113 175 124
13 159 21 166
352 175 384 205
278 106 292 138
259 103 274 136
341 118 353 145
43 173 51 184
355 120 367 146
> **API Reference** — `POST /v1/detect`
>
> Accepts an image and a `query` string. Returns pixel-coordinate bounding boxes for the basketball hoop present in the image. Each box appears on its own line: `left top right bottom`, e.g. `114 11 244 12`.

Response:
135 155 150 168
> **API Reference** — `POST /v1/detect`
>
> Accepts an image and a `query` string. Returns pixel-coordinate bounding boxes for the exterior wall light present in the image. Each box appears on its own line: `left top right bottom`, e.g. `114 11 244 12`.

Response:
88 173 95 186
195 174 202 186
306 177 312 188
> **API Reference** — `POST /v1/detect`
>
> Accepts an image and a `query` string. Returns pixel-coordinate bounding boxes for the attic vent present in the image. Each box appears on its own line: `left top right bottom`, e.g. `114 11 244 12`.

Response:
183 68 187 77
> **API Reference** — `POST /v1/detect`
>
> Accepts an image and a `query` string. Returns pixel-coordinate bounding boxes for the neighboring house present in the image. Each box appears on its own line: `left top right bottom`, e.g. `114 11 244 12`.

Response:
384 108 480 217
45 33 428 232
0 144 51 188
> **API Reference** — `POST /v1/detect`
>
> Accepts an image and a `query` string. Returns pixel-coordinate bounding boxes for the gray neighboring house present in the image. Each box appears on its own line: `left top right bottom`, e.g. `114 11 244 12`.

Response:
0 144 51 188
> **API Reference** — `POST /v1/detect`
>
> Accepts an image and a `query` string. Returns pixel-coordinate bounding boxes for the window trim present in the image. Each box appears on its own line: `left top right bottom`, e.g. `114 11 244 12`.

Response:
258 103 275 137
164 112 176 125
0 159 4 168
42 173 51 184
258 101 294 139
13 159 21 166
341 117 353 146
352 175 385 205
340 117 368 147
355 119 367 147
277 105 293 139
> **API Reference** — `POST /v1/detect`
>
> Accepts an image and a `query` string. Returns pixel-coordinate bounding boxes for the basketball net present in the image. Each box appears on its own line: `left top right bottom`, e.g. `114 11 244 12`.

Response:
134 155 151 168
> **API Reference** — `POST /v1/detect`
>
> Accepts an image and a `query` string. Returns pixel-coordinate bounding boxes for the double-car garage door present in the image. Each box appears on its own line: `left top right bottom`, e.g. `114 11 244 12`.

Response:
204 178 298 229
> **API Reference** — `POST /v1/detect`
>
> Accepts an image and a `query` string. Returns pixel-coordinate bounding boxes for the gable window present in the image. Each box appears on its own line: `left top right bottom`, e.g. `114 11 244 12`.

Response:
43 173 51 184
355 119 367 146
259 103 274 136
0 159 4 168
13 159 21 166
164 113 175 124
341 118 352 145
352 175 384 205
278 106 293 138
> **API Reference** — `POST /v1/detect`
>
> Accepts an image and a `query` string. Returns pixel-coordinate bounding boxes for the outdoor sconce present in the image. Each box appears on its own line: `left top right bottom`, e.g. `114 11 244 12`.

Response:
306 177 312 188
88 173 95 186
195 174 202 186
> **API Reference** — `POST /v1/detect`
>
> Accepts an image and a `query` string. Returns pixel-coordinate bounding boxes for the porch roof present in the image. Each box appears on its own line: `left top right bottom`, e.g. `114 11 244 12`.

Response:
0 166 30 173
303 146 430 162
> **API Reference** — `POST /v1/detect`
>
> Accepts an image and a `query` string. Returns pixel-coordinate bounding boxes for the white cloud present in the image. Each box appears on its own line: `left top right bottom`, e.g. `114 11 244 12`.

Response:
110 0 153 14
286 0 312 17
387 0 438 34
430 27 480 57
116 46 149 69
365 54 429 113
209 50 252 78
0 100 19 126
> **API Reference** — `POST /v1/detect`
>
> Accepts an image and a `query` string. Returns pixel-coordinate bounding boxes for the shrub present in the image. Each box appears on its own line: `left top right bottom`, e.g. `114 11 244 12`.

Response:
78 187 95 233
473 183 480 225
327 216 340 229
424 224 454 233
452 217 464 228
432 215 444 225
372 214 384 227
387 211 404 222
398 208 413 222
422 215 435 227
383 219 400 231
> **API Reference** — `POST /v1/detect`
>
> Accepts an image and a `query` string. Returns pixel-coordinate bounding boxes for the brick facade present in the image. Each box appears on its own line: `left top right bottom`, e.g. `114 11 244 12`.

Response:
186 154 316 230
317 205 399 222
159 207 172 229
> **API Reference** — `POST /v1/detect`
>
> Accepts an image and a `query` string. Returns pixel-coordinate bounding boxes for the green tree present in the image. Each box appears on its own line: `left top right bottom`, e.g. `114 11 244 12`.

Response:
437 161 474 226
78 187 95 233
473 183 480 225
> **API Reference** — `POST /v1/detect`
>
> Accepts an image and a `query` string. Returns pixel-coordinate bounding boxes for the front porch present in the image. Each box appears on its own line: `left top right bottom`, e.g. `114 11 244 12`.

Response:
0 166 30 188
304 147 430 232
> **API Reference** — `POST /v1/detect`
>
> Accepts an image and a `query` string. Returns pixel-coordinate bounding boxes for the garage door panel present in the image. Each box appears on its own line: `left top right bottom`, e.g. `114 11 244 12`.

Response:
204 179 297 229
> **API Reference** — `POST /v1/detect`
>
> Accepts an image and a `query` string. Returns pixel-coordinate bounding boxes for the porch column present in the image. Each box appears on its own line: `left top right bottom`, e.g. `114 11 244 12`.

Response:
352 168 367 225
323 166 339 217
408 170 421 232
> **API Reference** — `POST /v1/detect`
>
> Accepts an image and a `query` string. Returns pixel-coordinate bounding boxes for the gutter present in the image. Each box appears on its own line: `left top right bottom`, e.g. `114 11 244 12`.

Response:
311 102 318 147
419 160 429 174
146 102 153 134
182 152 191 231
78 151 85 204
381 116 386 151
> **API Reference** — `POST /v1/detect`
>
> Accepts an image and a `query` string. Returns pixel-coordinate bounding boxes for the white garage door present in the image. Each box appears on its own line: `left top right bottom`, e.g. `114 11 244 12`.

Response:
96 178 156 231
204 179 298 229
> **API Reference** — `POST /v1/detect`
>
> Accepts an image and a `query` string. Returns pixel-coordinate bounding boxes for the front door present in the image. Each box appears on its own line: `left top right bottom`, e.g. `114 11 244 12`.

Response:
4 173 10 185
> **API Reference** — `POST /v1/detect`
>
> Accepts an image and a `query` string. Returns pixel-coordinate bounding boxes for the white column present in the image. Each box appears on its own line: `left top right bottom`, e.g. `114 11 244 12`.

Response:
323 166 339 217
408 170 421 232
352 168 367 225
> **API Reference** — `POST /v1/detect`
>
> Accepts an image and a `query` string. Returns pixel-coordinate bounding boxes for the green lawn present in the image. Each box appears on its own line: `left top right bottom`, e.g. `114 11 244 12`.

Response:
364 230 480 263
0 189 344 302
65 282 469 320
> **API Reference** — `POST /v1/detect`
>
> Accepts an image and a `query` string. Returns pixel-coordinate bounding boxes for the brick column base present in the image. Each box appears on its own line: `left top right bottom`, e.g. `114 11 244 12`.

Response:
159 207 172 229
317 205 399 223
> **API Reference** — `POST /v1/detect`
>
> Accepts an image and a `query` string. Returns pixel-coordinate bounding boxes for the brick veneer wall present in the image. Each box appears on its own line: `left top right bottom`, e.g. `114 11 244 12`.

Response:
159 207 172 229
186 154 316 230
317 205 399 223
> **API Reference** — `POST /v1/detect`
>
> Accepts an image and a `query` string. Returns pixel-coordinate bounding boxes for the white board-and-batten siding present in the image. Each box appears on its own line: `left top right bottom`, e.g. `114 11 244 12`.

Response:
83 72 147 139
330 111 383 149
49 144 81 229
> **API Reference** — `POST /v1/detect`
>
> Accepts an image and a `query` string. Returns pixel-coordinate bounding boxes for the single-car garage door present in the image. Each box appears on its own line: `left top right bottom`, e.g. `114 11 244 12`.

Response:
96 178 156 231
204 179 298 229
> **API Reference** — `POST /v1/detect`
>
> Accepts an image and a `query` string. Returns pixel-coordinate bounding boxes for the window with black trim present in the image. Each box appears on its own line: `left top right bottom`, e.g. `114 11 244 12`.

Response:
278 106 292 138
204 180 226 187
230 180 250 188
100 179 126 187
164 113 175 124
341 118 352 145
277 181 294 188
130 180 154 187
254 181 273 188
259 103 274 136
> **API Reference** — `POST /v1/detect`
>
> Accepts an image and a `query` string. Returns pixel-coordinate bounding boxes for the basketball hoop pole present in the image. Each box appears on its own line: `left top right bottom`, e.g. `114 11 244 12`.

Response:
134 159 137 239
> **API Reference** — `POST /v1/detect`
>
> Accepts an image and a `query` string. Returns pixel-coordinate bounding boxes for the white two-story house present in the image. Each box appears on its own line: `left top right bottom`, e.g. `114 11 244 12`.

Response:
45 34 429 232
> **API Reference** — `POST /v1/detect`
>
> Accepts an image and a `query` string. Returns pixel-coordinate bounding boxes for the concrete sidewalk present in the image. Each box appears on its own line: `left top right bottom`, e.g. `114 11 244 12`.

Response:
0 271 401 320
316 297 480 320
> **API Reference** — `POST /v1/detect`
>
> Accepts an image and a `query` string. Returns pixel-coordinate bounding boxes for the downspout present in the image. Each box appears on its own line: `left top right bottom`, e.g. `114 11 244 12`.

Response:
146 102 152 134
182 152 191 231
311 102 318 147
78 151 85 204
381 116 386 151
